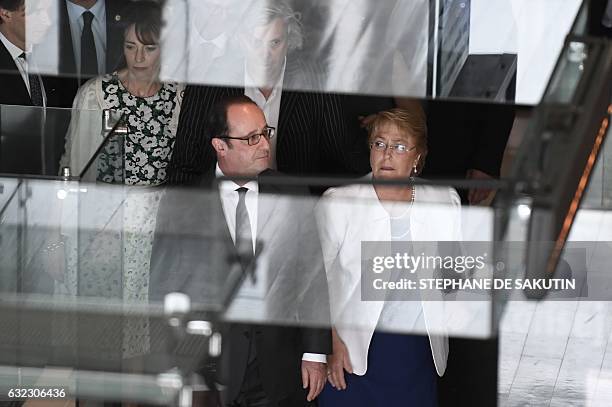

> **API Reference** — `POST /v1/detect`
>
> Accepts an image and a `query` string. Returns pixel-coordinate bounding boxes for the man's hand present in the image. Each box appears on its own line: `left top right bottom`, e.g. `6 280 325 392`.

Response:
467 169 494 205
327 328 353 390
301 360 327 402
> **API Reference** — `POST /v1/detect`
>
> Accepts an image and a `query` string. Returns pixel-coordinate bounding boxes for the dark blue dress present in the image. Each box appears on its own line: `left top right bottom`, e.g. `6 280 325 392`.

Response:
318 331 437 407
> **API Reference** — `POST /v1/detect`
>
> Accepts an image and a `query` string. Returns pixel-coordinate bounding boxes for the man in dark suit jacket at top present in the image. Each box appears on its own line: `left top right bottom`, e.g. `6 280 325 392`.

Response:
167 0 369 186
150 96 331 406
0 0 49 106
53 0 127 107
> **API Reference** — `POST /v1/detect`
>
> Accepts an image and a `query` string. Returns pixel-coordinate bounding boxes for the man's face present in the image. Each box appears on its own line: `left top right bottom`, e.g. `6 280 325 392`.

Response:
213 103 271 178
0 2 26 46
242 17 288 87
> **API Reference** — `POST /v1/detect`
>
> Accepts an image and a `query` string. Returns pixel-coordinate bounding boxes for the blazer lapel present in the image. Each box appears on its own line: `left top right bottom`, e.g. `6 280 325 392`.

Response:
0 43 33 105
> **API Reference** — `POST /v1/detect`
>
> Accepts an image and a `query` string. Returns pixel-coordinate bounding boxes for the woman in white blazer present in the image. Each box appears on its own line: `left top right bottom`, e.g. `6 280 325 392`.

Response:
316 106 461 406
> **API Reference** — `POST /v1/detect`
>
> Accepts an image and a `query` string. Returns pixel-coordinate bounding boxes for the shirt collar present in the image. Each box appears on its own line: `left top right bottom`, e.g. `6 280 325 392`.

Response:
0 31 24 60
244 57 286 91
66 0 106 23
215 163 259 194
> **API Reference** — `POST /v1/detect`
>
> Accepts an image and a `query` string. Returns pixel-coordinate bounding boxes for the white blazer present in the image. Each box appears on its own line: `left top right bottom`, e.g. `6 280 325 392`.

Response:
315 175 461 376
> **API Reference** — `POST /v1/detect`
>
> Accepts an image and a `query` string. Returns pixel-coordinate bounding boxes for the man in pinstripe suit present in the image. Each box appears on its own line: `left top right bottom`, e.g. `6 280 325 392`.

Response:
167 0 369 186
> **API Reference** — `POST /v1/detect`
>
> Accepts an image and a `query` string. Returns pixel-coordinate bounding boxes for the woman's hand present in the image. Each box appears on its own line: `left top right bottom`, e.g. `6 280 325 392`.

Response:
327 328 353 390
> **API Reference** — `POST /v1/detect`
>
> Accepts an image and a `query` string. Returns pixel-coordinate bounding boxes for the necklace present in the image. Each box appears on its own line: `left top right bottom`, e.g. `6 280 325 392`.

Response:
387 186 416 220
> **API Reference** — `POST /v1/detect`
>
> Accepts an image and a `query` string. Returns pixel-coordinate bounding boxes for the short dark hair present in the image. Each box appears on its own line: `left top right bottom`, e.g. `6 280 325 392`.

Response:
205 95 258 147
121 0 162 45
0 0 24 25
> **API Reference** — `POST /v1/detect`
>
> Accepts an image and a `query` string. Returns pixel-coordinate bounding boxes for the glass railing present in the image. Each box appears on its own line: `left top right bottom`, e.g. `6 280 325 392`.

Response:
0 172 506 401
0 105 122 179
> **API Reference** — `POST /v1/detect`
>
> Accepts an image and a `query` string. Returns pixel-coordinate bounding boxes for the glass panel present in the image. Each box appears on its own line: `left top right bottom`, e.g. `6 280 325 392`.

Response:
0 178 20 294
543 41 592 105
3 0 584 106
0 105 121 178
8 173 612 402
0 178 502 337
582 120 612 209
78 120 126 182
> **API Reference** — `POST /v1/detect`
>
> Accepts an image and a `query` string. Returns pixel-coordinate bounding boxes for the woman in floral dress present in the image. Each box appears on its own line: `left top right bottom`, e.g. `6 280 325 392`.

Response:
59 1 184 357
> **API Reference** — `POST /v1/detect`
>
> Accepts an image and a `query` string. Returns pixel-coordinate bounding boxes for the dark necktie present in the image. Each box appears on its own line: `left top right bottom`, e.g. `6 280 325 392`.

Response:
81 11 98 77
235 187 254 267
19 53 43 106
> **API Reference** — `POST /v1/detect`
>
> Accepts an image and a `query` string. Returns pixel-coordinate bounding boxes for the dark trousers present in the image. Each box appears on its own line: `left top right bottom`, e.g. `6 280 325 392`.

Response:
231 356 311 407
438 337 499 407
231 356 270 407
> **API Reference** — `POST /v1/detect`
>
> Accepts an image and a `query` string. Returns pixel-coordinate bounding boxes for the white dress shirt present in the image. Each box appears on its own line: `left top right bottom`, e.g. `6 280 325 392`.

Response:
244 59 286 170
0 31 46 106
216 164 259 253
66 0 107 75
215 164 326 363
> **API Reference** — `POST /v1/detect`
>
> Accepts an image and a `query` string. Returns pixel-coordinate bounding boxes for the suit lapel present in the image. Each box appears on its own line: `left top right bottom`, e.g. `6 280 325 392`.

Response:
0 42 33 105
105 0 124 72
58 0 77 75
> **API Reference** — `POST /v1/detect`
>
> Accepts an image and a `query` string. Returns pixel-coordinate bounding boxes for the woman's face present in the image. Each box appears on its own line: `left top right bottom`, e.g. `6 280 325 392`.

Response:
123 25 160 79
369 124 420 180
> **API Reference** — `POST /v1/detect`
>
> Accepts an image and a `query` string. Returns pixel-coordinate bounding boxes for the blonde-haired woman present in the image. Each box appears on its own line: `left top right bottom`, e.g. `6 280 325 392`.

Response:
317 106 461 406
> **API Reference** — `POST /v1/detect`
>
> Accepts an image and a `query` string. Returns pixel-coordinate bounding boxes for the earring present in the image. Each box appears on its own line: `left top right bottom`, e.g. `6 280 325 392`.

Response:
411 162 418 178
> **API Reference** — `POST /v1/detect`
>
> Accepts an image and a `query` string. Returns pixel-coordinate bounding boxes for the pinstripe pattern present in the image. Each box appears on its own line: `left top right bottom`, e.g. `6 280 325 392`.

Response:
167 58 370 185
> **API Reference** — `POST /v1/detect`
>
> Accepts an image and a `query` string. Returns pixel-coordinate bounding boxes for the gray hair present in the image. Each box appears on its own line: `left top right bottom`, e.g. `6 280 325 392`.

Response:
242 0 303 51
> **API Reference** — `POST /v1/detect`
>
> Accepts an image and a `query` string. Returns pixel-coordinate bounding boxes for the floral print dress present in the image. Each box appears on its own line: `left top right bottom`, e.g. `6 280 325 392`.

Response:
98 73 178 185
76 73 180 357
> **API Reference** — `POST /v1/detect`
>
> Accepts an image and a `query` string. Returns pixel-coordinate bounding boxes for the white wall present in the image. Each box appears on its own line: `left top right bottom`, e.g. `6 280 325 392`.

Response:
470 0 583 105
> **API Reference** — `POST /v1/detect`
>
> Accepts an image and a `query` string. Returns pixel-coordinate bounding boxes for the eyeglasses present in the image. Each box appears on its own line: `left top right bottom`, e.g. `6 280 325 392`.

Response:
369 140 416 154
220 126 275 146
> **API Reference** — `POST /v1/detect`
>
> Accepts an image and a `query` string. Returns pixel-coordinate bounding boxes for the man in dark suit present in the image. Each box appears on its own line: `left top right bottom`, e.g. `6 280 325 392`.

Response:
0 0 47 106
167 0 368 186
51 0 127 107
150 96 331 406
0 0 62 174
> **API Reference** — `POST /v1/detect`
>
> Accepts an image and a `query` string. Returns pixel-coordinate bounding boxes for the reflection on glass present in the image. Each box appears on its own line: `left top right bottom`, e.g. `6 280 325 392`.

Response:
159 0 431 96
544 41 589 104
